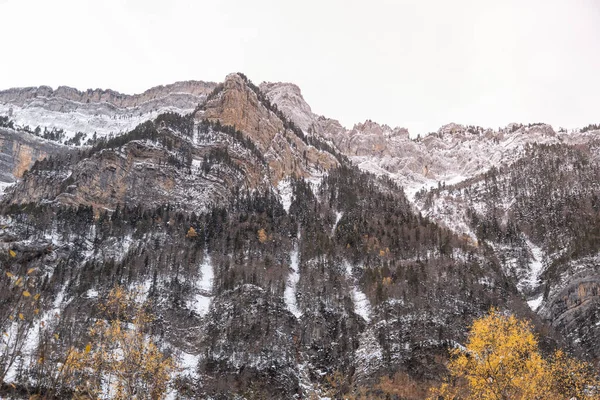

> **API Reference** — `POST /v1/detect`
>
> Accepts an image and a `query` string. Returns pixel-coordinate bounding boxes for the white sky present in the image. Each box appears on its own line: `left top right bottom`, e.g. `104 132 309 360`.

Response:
0 0 599 135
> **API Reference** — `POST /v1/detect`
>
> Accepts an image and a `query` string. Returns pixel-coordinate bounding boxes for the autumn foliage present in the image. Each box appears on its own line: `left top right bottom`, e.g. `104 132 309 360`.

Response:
1 249 43 384
430 309 600 400
257 228 268 243
61 286 175 399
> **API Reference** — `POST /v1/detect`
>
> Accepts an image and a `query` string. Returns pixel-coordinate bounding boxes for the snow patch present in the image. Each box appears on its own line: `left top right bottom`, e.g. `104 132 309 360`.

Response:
178 350 200 378
528 294 543 312
331 211 343 236
188 254 214 317
344 261 371 322
0 180 15 196
525 240 544 288
278 179 293 213
351 288 371 322
284 246 302 318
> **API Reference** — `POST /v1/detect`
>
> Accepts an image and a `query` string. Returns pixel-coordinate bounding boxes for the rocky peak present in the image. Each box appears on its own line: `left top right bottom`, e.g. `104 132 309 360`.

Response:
521 123 556 137
390 126 410 139
200 73 283 152
259 82 315 132
351 120 390 136
438 123 466 136
198 73 339 184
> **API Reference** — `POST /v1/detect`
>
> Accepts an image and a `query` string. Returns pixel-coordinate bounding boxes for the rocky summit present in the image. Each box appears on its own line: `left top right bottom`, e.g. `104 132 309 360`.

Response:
0 73 599 399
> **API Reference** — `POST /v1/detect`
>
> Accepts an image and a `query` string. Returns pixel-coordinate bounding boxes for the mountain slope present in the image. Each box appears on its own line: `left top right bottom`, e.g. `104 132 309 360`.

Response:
416 141 600 360
0 73 597 398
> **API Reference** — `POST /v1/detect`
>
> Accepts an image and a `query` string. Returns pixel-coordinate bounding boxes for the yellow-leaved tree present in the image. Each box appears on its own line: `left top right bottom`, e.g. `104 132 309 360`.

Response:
0 249 43 385
61 285 175 400
430 309 600 400
257 228 268 243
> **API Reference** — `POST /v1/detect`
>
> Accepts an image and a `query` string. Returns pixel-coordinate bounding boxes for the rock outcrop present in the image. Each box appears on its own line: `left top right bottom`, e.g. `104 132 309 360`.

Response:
199 74 339 184
3 122 269 212
0 127 66 183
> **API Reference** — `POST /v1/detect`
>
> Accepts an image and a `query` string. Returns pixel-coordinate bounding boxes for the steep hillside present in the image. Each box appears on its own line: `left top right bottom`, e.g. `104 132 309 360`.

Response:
0 163 534 398
416 141 600 360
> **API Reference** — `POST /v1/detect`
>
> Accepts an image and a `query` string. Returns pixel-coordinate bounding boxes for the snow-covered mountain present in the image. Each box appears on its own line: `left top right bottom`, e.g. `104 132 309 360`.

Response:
260 82 599 200
0 80 216 143
0 74 599 399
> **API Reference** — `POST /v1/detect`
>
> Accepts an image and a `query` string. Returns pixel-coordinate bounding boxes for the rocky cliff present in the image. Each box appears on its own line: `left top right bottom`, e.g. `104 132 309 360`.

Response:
0 127 66 184
199 74 339 184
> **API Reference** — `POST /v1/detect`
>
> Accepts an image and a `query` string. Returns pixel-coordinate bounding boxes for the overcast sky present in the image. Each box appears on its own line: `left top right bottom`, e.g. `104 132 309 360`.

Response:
0 0 598 134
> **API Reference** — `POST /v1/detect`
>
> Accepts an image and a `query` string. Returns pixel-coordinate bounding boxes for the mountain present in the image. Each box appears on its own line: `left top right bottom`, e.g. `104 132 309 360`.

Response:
259 82 599 198
0 80 216 141
0 73 598 399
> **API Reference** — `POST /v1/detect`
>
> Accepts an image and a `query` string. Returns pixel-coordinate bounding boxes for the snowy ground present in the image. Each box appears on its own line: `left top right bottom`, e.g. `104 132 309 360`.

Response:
284 246 302 318
0 102 197 143
523 240 545 311
344 261 372 322
278 179 293 213
188 254 215 317
0 181 15 196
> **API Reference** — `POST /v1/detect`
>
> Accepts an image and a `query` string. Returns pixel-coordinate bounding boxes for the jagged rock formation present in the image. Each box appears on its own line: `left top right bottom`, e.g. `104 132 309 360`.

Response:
200 74 339 184
260 82 599 198
0 81 216 108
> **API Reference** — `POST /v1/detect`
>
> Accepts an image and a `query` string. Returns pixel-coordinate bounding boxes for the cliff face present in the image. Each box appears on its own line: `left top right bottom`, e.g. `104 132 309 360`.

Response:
259 82 316 132
3 121 269 212
0 128 66 184
198 74 338 184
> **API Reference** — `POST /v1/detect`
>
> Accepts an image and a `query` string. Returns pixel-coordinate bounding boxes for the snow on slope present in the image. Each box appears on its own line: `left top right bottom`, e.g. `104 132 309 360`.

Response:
0 181 14 196
0 82 214 143
524 240 545 290
284 245 302 318
259 82 316 133
344 261 372 322
0 103 192 142
188 254 215 317
331 211 343 237
278 179 293 213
